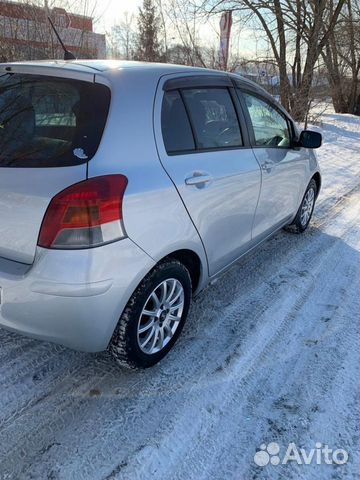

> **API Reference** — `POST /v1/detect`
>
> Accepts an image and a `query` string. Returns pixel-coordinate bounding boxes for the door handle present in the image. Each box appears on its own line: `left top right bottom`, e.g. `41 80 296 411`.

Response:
261 161 274 172
185 173 213 187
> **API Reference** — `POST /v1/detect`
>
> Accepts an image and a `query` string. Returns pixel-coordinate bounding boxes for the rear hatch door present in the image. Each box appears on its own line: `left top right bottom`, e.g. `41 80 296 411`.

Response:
0 66 110 264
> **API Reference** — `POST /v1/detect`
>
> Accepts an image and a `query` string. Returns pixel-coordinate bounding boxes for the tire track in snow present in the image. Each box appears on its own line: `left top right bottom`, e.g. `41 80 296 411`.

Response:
2 177 354 478
172 217 359 480
116 190 360 480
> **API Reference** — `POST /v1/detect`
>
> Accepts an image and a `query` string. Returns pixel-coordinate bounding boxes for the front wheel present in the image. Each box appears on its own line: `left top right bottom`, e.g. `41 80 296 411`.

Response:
109 259 192 369
284 179 317 233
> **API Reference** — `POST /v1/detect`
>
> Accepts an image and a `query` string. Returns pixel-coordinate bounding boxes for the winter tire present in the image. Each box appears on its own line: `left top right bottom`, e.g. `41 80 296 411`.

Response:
109 259 192 369
284 179 317 233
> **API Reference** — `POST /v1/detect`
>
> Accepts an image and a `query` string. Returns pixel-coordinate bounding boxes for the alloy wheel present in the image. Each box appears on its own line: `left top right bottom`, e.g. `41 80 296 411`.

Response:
137 278 185 354
300 187 315 227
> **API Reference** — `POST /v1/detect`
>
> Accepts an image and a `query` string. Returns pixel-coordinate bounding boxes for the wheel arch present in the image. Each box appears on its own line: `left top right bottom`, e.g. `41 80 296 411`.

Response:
311 171 321 198
160 249 203 293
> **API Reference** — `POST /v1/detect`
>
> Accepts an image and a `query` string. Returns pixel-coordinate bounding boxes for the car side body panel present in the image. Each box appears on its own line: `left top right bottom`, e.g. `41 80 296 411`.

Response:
88 68 209 292
231 76 321 241
154 72 262 276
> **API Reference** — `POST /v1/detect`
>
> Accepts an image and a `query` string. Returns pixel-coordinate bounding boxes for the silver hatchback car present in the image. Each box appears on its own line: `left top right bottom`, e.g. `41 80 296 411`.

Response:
0 60 322 368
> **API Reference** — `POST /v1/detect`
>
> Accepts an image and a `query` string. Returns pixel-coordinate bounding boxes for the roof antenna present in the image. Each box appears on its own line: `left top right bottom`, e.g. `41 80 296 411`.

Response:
48 16 76 60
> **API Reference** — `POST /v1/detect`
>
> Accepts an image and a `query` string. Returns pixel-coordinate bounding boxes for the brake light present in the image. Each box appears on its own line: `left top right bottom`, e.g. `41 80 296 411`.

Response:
38 175 128 249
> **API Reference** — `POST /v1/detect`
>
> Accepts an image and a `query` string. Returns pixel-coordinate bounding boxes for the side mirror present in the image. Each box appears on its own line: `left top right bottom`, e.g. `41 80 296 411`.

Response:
298 130 322 149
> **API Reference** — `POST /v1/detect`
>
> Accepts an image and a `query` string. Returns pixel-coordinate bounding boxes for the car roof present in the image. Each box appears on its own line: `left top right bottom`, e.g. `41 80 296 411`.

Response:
0 59 281 113
1 58 267 88
1 59 208 74
1 59 261 83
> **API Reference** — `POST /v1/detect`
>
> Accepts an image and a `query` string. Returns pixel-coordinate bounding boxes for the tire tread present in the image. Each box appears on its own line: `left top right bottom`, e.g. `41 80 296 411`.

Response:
284 179 317 234
109 259 191 369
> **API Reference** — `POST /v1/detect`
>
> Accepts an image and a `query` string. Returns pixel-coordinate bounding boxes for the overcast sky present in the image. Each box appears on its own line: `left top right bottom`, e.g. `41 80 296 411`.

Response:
93 0 261 57
94 0 142 33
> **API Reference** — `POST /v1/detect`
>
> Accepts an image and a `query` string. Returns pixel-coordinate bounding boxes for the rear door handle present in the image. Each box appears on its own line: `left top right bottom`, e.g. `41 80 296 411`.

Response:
185 173 213 187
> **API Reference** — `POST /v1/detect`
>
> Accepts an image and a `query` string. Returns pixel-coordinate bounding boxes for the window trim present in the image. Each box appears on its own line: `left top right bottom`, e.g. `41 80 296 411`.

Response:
178 88 199 152
235 88 294 150
163 75 233 91
161 89 196 155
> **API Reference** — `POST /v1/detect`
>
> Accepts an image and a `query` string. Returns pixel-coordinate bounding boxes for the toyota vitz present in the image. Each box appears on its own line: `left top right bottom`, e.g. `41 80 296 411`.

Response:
0 60 322 368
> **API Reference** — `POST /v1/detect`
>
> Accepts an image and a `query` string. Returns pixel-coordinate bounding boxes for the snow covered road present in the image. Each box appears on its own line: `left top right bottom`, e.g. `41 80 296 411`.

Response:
0 113 359 480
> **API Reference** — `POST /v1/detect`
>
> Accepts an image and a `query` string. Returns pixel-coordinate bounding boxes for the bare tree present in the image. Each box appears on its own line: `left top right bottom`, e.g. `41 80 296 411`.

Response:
321 0 360 114
201 0 347 121
162 0 208 67
155 0 169 60
108 12 137 60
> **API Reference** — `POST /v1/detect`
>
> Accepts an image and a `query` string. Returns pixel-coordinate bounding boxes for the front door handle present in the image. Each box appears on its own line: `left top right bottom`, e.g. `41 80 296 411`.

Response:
185 173 213 187
261 161 274 172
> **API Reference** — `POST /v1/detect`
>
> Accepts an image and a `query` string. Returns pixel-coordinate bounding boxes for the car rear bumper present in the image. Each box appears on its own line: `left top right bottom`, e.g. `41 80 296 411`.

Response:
0 239 155 352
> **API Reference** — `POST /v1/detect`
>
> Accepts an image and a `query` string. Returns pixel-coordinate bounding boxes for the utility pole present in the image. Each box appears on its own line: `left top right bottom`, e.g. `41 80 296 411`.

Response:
219 11 232 71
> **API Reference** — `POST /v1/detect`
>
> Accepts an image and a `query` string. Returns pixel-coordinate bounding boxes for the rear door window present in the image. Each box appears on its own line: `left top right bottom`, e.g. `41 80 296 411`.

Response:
181 88 242 150
0 74 110 167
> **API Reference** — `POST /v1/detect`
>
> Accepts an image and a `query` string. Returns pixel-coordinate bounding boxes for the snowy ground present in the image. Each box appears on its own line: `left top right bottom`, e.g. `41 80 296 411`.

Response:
0 112 359 480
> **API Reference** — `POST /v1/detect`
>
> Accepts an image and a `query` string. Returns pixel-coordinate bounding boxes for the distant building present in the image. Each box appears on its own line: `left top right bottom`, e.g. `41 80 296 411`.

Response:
0 0 106 62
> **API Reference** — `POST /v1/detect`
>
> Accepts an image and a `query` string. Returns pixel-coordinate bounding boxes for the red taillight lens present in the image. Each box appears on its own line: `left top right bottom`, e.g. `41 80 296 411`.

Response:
38 175 128 249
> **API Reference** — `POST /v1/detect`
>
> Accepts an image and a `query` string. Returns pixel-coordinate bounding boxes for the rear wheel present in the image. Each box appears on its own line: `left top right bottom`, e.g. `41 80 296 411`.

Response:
285 179 317 233
109 259 192 369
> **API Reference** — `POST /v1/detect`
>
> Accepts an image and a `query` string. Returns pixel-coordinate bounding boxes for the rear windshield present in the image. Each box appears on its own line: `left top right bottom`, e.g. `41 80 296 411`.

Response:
0 73 110 167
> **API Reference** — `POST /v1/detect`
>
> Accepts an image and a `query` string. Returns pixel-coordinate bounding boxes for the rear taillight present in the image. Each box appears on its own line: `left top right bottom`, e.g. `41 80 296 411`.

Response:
38 175 128 249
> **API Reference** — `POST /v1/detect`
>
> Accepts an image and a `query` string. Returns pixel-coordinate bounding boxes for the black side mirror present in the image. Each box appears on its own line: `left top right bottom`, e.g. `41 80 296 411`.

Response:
298 130 322 149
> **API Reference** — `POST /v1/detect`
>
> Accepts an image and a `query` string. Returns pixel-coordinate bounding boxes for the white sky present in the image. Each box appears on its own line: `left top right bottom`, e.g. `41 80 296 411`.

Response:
94 0 143 33
93 0 262 57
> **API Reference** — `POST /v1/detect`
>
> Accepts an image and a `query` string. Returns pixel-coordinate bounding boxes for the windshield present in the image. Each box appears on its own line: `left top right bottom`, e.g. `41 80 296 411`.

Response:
0 73 110 167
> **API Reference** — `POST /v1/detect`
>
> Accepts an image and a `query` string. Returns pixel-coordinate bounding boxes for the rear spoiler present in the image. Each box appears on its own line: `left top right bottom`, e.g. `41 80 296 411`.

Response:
0 62 95 83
